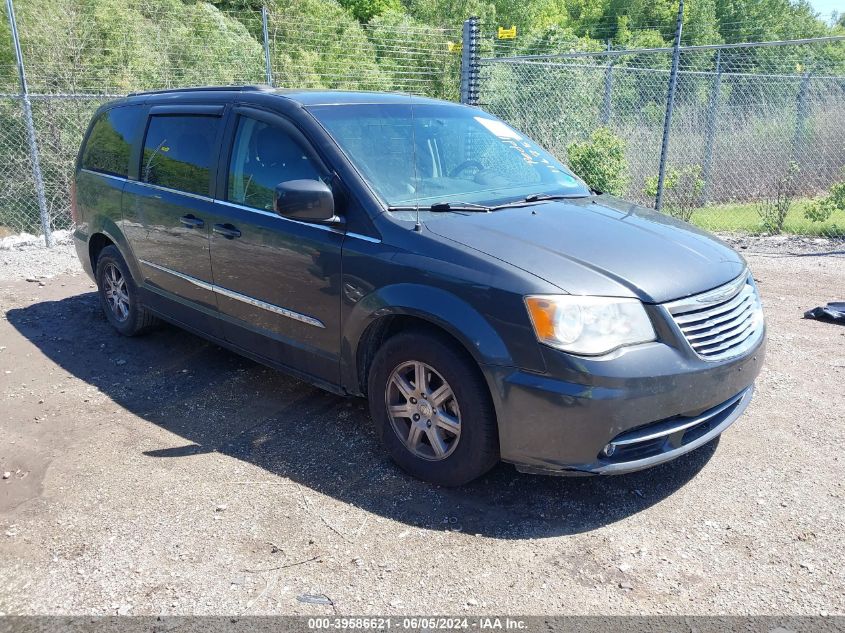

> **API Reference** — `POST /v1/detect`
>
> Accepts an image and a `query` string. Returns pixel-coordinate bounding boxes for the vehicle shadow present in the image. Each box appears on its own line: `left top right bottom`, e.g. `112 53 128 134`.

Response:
7 292 718 539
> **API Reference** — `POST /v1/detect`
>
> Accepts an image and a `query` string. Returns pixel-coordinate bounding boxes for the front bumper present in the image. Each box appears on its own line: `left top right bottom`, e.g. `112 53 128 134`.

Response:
483 332 765 476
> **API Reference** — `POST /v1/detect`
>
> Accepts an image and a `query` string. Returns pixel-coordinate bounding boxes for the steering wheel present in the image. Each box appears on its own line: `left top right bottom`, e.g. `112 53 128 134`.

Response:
449 160 485 178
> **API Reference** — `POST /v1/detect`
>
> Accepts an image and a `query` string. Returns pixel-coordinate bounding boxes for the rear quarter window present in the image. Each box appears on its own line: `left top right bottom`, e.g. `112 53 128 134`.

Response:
80 106 143 178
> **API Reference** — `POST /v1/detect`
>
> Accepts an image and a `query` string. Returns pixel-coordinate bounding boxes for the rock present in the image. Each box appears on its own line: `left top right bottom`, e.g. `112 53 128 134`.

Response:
618 581 634 590
618 563 631 573
466 598 479 607
25 277 38 283
215 504 227 512
2 472 10 479
116 605 132 616
115 359 126 366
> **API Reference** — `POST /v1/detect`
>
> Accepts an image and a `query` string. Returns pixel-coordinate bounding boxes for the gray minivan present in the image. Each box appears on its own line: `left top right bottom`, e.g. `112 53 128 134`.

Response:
72 86 765 486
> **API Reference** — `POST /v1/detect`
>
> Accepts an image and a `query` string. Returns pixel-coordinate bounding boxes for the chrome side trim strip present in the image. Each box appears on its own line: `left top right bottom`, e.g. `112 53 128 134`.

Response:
139 259 325 329
214 201 381 242
212 284 325 328
140 259 215 292
80 168 127 183
77 171 381 243
80 168 215 202
214 199 344 236
133 180 215 203
346 231 381 244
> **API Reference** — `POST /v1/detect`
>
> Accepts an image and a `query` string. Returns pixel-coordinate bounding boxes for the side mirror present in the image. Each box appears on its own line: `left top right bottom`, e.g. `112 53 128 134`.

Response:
274 179 336 223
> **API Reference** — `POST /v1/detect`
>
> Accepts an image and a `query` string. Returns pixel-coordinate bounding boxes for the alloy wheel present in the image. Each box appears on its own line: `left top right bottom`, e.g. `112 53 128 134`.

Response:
385 360 461 461
103 262 130 322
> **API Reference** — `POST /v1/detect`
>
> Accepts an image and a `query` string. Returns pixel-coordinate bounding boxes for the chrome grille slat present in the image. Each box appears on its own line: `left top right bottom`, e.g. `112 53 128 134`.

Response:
690 317 756 350
671 286 753 324
693 322 759 354
682 296 754 335
664 272 764 361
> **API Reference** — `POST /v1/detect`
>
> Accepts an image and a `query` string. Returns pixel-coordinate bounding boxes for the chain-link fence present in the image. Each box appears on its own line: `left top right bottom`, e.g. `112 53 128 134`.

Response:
477 36 845 237
0 0 461 241
3 0 845 244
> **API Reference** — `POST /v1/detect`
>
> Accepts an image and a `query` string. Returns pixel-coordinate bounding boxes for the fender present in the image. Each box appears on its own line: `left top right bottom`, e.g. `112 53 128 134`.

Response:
84 217 144 286
340 283 513 395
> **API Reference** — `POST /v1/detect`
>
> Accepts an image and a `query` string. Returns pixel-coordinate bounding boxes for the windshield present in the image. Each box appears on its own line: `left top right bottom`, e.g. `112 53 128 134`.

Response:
307 102 590 208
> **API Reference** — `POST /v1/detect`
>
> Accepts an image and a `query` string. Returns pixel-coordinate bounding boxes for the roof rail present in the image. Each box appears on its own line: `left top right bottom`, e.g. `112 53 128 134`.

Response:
128 85 273 97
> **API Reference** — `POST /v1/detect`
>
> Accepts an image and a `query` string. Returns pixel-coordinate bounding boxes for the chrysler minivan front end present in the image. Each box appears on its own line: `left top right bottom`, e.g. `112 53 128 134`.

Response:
485 271 765 475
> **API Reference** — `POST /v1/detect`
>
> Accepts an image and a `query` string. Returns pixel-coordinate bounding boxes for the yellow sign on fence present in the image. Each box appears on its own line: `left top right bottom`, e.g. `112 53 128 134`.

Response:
497 26 517 39
447 41 462 53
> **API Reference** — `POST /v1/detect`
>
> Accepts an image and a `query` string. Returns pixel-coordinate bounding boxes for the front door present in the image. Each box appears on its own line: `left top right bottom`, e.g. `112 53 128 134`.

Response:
209 108 343 385
122 106 227 333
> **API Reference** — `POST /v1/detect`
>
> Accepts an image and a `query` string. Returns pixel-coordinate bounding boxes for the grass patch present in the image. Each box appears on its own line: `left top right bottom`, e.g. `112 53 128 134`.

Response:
689 199 845 237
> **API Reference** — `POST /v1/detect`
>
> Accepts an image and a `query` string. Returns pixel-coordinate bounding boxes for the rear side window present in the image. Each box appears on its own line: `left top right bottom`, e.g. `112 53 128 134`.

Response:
80 106 142 177
141 115 220 196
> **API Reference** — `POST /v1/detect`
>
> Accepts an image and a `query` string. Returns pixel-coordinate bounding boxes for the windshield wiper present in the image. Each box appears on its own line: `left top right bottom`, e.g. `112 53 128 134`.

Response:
386 201 491 213
487 192 594 211
429 201 491 212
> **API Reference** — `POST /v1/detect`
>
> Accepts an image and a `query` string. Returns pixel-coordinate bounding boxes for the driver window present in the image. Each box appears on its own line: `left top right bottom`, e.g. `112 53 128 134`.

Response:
227 116 321 211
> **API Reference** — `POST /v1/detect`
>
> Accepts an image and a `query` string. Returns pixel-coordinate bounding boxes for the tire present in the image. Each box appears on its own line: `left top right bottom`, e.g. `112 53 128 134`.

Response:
95 245 158 337
368 330 499 486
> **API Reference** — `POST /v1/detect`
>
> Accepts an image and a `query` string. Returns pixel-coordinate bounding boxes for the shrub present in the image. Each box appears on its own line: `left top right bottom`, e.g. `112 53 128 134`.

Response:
755 163 799 234
805 180 845 223
566 127 628 195
644 164 704 222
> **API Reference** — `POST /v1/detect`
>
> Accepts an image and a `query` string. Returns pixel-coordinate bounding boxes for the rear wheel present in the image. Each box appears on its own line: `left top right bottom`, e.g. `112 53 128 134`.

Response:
95 245 158 336
368 330 499 486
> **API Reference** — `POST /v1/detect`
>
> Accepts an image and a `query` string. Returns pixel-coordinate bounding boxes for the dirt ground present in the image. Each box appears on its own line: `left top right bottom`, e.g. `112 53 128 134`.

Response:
0 242 843 616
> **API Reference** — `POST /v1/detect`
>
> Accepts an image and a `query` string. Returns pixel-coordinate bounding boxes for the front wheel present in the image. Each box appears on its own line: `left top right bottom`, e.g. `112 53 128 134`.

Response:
368 330 499 486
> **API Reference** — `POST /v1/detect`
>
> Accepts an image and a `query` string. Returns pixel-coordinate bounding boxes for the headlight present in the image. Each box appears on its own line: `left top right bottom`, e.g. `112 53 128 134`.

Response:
524 295 656 355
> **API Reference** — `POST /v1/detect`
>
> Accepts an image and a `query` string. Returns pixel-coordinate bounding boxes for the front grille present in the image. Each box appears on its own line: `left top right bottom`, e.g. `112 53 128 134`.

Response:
664 273 764 361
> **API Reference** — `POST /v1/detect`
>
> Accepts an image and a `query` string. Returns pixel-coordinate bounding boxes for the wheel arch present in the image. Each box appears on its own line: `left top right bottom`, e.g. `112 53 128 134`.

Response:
341 283 512 397
86 220 144 285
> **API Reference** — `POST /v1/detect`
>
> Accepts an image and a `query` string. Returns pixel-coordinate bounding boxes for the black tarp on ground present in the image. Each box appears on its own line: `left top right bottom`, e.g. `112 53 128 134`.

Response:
804 302 845 324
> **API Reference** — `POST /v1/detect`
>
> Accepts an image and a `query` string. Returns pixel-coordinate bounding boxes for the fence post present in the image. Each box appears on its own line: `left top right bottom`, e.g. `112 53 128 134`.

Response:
460 16 480 105
654 0 685 212
261 5 273 87
791 71 811 165
601 41 613 125
700 49 722 205
5 0 52 247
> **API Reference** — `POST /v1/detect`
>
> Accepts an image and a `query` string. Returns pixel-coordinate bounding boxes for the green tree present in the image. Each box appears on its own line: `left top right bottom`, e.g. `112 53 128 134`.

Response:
341 0 403 22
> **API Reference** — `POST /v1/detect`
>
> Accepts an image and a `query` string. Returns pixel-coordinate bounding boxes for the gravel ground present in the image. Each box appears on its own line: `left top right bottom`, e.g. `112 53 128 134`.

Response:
0 231 78 283
0 239 843 616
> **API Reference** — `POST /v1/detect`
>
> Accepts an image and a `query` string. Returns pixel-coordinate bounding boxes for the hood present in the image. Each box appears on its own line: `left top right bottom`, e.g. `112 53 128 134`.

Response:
424 195 746 304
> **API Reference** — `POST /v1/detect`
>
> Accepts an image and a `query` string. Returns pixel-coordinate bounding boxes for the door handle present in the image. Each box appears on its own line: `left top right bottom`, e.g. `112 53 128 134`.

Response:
179 215 204 228
213 223 242 239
